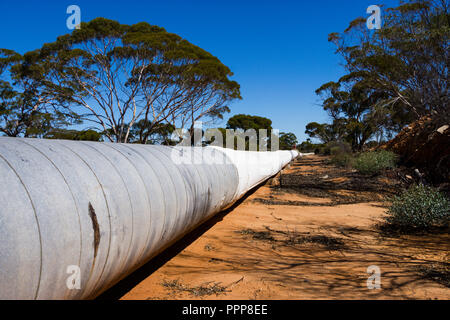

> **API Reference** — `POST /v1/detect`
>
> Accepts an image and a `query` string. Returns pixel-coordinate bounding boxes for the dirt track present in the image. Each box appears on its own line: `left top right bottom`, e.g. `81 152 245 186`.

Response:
99 155 449 300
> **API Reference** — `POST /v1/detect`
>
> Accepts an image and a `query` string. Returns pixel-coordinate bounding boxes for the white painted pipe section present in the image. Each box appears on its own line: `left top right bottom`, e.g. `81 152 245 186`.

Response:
0 137 298 300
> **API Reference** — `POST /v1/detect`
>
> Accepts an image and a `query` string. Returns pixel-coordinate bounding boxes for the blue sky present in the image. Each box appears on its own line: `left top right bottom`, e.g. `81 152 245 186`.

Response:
0 0 399 141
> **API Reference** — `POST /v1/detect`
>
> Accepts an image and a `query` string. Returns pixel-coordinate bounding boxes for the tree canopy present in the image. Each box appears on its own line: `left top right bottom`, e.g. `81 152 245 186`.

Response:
307 0 449 150
0 49 79 138
226 114 273 132
0 18 241 143
279 132 298 150
225 114 273 150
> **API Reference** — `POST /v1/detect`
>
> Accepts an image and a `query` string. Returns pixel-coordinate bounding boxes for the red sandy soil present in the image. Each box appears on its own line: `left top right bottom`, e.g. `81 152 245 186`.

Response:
101 155 449 300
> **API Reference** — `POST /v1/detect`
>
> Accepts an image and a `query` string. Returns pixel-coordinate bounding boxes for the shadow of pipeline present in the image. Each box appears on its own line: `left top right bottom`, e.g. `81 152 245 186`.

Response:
96 177 272 300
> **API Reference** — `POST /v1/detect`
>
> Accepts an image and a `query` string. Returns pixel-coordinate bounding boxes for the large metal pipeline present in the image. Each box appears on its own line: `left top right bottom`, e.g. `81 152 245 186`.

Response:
0 137 299 299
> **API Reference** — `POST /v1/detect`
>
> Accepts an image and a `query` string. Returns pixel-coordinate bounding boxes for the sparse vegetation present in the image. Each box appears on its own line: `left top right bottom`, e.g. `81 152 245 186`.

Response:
330 152 355 168
385 184 449 231
237 229 275 241
161 279 230 297
354 150 397 175
307 0 449 152
328 142 354 168
314 142 396 173
285 233 346 251
161 277 244 297
297 139 323 153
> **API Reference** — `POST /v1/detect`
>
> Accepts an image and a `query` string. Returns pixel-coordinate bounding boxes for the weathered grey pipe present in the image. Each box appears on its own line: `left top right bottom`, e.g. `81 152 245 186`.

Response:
0 137 298 299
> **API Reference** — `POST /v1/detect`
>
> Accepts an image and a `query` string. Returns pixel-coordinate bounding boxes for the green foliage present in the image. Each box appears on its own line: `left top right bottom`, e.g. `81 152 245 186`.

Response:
1 17 241 143
314 82 394 151
279 132 298 150
227 114 272 132
319 141 355 167
0 49 79 137
331 152 355 168
316 141 351 156
354 150 397 175
386 184 450 230
297 139 323 153
327 142 354 167
45 129 102 141
305 122 339 144
129 120 175 145
226 114 273 150
312 0 449 151
205 115 293 151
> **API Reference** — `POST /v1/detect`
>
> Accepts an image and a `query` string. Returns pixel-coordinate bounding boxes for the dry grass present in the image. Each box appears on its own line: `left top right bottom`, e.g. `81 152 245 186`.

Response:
236 229 275 241
161 279 230 297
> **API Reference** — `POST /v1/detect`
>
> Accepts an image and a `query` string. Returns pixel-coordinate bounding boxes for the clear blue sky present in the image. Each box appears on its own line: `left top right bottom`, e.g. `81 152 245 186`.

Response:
0 0 398 142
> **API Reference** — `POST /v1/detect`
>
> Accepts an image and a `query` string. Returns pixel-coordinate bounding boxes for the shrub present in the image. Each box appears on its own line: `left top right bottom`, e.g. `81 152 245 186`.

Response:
354 150 397 175
319 141 351 156
325 142 352 167
331 152 355 167
386 184 450 230
298 141 323 153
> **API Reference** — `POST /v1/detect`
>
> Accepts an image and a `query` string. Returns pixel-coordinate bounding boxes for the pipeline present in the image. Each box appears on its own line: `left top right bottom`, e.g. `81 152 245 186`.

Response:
0 137 299 299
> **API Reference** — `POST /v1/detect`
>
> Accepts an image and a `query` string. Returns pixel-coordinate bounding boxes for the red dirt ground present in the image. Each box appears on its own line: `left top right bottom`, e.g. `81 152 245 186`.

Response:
100 155 449 300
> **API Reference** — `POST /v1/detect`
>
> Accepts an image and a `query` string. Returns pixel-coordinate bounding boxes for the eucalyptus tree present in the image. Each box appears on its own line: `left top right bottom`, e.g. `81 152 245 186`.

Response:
279 132 298 150
44 128 102 141
128 119 175 145
226 114 273 150
315 80 389 150
305 122 338 144
311 0 448 150
0 49 77 137
327 0 449 125
0 49 18 136
38 18 241 143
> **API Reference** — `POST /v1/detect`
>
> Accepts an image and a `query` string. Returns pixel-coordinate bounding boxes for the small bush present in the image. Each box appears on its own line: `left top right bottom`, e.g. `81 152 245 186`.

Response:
319 141 351 156
327 142 354 167
298 141 323 153
330 152 355 167
354 150 397 175
329 146 342 155
386 184 450 230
